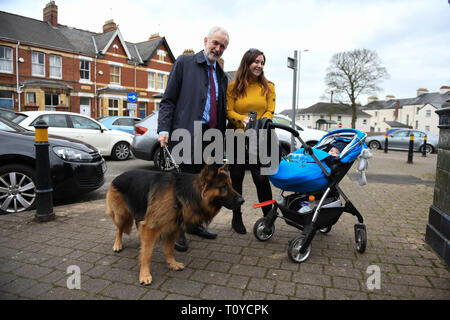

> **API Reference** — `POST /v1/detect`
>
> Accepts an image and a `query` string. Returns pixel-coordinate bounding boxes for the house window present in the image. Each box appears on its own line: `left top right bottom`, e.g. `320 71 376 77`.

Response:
26 92 36 104
363 119 367 125
320 115 324 119
80 60 90 81
110 65 121 85
0 91 13 108
157 50 166 61
425 125 430 131
49 54 62 78
0 46 13 73
337 116 342 121
415 120 418 129
307 115 310 120
45 93 59 110
157 74 165 90
32 51 45 76
108 99 119 116
426 110 431 117
148 72 156 90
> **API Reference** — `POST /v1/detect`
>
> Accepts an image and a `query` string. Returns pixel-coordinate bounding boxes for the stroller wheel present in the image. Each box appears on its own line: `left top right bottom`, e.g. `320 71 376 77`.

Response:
253 218 275 241
354 223 367 253
319 226 332 234
288 235 312 263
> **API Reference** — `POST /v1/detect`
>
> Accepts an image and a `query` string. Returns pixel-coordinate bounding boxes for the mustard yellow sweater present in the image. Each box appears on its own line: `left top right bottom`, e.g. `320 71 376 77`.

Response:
227 80 276 130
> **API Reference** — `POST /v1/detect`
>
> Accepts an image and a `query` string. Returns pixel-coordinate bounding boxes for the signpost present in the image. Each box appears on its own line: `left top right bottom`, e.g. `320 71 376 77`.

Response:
127 92 137 117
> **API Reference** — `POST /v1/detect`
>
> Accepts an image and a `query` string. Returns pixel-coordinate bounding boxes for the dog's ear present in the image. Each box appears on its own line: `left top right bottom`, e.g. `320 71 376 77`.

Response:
200 164 218 182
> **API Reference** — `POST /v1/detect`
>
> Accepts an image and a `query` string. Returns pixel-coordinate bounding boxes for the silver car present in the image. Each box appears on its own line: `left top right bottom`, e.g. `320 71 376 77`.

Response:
131 111 303 171
366 129 439 154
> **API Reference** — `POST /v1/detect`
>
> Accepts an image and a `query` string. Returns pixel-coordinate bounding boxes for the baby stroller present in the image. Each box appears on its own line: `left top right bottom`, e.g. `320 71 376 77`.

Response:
252 123 368 263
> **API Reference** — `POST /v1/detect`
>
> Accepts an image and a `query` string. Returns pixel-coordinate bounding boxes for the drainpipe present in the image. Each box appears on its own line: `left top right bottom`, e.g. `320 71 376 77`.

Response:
16 41 21 111
94 54 98 117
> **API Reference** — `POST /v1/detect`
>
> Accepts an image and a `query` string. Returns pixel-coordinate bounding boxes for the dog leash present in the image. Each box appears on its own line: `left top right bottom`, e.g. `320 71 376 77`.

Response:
163 145 180 173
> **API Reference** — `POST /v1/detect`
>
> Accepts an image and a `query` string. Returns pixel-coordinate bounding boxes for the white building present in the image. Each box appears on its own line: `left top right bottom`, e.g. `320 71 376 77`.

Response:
361 86 450 135
282 102 371 132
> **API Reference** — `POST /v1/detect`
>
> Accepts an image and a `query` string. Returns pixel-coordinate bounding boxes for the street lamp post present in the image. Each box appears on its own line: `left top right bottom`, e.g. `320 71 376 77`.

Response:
287 51 298 152
288 49 308 152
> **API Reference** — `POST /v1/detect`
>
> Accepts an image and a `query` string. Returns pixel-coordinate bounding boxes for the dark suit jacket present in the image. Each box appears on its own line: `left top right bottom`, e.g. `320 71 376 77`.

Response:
157 50 228 137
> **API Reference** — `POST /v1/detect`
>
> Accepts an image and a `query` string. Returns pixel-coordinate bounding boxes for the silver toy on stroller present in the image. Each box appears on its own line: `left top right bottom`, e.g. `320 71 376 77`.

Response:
252 122 369 263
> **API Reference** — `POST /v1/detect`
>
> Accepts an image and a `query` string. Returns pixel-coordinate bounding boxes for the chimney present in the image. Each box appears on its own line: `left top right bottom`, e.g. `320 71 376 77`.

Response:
440 85 450 94
182 48 195 55
43 1 58 27
385 94 395 100
367 96 378 104
103 19 117 33
417 88 428 96
149 33 161 41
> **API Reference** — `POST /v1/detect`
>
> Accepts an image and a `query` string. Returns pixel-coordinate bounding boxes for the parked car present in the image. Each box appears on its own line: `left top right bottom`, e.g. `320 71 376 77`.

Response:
0 116 106 214
366 129 438 154
132 111 174 171
16 111 133 160
272 114 327 149
0 107 27 123
98 116 141 135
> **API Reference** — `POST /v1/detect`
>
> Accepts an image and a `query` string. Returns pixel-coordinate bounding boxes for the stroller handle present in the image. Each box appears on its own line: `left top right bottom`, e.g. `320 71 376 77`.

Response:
268 122 300 138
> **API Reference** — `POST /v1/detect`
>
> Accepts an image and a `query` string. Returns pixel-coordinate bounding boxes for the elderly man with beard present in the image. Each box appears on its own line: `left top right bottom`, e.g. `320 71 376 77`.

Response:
157 26 230 252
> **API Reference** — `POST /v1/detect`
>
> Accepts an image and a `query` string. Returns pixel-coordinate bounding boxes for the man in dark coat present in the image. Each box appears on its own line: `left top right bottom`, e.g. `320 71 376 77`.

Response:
157 26 229 251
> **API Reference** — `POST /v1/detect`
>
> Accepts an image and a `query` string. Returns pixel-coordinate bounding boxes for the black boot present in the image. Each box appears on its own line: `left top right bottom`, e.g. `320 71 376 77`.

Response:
232 210 247 234
174 232 188 252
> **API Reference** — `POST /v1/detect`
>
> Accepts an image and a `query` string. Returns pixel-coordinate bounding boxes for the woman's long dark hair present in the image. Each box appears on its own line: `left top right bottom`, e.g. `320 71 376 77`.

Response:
231 48 270 99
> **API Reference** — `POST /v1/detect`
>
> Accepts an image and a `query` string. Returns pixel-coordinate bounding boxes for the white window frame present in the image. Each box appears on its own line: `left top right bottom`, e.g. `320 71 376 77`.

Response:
148 71 156 90
426 110 431 117
79 59 91 82
0 46 13 74
32 51 45 77
110 65 121 85
49 54 62 79
45 93 59 111
26 92 36 104
157 73 165 90
108 98 119 116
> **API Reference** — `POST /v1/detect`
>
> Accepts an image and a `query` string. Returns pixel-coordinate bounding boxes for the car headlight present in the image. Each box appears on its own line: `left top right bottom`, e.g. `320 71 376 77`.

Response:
52 146 93 162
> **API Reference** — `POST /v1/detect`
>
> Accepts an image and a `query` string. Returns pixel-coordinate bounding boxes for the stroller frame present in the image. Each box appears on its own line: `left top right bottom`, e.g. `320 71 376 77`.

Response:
253 123 367 263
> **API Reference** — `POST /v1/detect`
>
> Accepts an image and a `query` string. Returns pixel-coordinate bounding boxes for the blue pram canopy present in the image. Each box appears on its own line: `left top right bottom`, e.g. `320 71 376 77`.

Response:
269 129 367 193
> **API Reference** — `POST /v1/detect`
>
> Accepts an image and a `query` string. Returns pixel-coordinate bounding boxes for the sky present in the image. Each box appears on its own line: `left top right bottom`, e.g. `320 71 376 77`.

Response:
1 0 449 112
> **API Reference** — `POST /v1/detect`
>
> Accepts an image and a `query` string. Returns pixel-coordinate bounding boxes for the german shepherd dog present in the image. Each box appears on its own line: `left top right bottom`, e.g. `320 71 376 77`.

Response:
106 163 244 285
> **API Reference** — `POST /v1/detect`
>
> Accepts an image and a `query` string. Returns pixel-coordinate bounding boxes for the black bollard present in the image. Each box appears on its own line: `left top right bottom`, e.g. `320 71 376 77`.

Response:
34 119 55 222
407 134 414 164
422 135 427 157
384 133 388 153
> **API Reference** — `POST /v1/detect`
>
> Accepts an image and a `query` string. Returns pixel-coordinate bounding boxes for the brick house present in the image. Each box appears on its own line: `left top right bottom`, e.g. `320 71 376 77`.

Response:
0 1 175 118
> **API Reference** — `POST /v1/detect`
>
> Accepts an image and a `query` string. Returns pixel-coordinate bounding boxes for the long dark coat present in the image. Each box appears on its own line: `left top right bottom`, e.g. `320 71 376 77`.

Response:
157 50 228 140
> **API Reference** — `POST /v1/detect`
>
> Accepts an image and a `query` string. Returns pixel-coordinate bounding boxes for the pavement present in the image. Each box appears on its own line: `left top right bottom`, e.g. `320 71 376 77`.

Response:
0 149 449 301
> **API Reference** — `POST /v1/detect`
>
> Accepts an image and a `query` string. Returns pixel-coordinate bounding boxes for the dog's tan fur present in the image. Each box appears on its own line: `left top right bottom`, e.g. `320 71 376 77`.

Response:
106 164 243 285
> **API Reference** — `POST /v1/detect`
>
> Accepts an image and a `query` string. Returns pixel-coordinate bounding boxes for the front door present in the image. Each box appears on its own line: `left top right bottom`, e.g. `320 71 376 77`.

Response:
80 97 91 117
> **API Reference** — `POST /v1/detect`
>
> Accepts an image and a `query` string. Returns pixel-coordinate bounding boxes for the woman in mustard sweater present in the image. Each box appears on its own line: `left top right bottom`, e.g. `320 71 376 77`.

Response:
226 48 276 234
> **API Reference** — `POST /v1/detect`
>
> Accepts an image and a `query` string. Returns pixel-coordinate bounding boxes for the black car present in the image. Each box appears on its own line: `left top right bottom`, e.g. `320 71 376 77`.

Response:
0 116 106 214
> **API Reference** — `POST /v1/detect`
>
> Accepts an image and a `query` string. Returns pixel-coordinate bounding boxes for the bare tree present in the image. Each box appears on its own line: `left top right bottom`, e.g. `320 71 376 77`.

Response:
324 49 389 128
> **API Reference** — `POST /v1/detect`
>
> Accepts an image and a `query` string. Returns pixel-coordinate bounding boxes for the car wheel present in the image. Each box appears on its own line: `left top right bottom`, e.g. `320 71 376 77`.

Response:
111 142 130 161
368 141 381 150
153 147 176 172
0 164 36 215
420 144 434 154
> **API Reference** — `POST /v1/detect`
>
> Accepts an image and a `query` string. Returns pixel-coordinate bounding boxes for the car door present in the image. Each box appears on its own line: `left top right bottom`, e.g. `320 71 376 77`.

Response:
112 118 135 134
411 130 425 151
389 129 410 150
30 114 74 139
68 115 110 155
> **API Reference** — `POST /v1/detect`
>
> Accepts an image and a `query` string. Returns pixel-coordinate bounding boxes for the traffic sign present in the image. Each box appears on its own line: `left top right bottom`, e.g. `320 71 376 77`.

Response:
127 103 137 110
127 92 137 103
